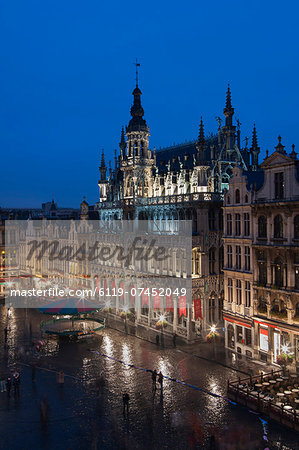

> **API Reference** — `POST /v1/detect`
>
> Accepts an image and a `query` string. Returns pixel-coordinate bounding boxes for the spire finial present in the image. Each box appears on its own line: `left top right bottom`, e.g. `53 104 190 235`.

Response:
134 58 140 87
250 124 260 170
196 117 205 162
252 123 258 148
225 83 232 109
101 148 105 167
290 144 297 159
275 135 286 154
198 116 205 145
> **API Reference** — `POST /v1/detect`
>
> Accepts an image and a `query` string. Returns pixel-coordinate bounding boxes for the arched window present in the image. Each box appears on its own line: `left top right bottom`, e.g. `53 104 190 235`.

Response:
274 257 283 287
226 214 232 235
244 194 248 203
137 180 143 196
235 189 240 204
227 195 231 205
274 215 283 238
134 140 138 156
294 215 299 239
258 216 267 238
140 141 144 156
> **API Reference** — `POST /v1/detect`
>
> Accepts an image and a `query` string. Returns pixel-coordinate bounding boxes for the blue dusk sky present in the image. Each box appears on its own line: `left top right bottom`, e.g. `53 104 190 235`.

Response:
0 0 298 208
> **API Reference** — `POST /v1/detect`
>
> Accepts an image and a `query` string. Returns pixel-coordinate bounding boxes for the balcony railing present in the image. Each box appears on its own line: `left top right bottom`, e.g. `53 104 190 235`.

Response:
97 192 224 209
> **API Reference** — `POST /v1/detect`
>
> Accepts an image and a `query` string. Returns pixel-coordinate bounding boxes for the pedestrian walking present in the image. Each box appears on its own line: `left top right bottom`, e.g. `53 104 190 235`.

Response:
57 370 64 387
172 332 177 347
156 334 160 346
122 392 130 414
6 376 12 397
4 327 8 342
13 371 20 397
152 369 157 391
158 371 163 391
0 373 6 393
40 397 49 430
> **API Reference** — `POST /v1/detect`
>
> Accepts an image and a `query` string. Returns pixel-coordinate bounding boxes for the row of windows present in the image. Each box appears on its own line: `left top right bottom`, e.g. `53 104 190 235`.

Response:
257 253 299 289
226 213 299 240
227 245 250 271
258 214 299 239
227 278 251 307
227 189 249 205
227 324 252 348
226 213 250 236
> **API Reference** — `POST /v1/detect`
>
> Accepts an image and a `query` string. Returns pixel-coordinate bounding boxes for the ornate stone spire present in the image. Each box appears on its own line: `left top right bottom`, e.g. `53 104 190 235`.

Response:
250 123 260 171
119 126 126 158
196 117 205 162
99 149 107 181
223 84 234 127
225 84 232 110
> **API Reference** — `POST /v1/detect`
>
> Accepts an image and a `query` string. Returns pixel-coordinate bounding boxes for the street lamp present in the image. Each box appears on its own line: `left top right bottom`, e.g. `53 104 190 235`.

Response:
210 324 216 333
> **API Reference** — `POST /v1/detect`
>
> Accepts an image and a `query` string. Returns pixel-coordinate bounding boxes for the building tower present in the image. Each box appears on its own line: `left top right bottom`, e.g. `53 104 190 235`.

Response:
121 73 154 201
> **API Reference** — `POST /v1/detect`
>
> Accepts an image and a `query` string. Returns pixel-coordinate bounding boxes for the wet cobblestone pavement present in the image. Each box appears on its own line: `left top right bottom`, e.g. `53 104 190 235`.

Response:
0 307 298 449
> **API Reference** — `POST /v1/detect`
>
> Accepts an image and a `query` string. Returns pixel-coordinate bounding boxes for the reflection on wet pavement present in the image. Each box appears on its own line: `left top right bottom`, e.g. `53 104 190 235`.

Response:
0 307 298 449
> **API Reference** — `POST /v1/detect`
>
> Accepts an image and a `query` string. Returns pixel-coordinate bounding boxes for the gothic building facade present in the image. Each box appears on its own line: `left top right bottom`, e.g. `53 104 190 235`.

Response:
93 81 260 341
223 137 299 367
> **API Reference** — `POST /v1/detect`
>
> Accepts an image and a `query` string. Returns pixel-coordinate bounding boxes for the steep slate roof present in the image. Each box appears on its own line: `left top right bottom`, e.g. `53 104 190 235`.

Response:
155 135 218 174
243 170 264 191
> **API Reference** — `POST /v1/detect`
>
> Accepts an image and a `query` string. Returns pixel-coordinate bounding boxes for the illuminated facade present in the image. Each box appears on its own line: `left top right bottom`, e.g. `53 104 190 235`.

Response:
223 137 299 367
94 82 260 341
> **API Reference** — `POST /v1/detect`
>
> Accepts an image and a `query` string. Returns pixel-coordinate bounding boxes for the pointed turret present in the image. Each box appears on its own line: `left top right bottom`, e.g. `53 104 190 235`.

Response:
225 84 232 110
222 84 236 155
114 149 118 170
99 149 107 181
275 135 286 155
250 124 260 171
196 117 206 162
224 84 234 127
119 126 126 159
